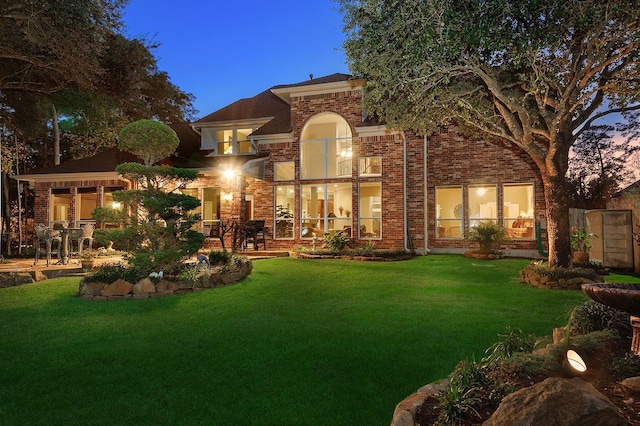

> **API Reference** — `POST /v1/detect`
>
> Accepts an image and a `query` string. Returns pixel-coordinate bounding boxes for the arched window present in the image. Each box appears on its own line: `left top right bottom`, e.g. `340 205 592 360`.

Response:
300 113 352 179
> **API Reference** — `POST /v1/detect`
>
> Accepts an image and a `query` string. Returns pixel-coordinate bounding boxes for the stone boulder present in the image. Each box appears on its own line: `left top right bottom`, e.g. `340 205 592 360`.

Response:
79 282 106 296
132 278 156 294
101 279 133 296
483 377 627 426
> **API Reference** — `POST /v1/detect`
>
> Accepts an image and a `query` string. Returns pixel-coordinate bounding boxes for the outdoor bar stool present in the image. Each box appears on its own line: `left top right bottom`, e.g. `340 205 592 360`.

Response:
244 220 266 250
76 223 95 253
33 224 62 267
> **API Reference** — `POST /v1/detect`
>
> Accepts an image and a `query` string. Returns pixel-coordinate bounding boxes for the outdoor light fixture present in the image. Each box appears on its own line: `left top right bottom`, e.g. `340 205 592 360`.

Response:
222 193 232 203
223 168 235 179
562 349 587 378
111 202 122 209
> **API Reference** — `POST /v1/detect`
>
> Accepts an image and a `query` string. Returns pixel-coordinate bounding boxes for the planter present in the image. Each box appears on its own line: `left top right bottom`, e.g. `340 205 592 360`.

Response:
81 260 95 272
572 251 590 264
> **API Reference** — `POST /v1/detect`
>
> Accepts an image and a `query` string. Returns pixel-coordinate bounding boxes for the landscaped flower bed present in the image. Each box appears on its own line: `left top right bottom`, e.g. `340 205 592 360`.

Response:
77 257 252 300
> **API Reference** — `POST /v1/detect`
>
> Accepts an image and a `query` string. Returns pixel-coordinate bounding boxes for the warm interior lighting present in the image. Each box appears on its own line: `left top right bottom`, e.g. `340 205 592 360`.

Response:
566 349 587 373
111 202 122 209
476 187 487 196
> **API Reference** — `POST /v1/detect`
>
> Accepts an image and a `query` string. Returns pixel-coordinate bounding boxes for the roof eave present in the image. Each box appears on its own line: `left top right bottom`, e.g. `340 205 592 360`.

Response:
271 79 365 104
12 171 123 183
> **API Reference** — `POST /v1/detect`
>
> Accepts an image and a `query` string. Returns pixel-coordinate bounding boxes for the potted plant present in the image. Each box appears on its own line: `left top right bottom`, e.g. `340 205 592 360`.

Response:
79 250 96 272
570 227 597 264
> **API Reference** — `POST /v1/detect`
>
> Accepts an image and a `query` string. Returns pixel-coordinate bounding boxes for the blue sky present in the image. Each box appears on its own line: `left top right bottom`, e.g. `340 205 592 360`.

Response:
123 0 349 119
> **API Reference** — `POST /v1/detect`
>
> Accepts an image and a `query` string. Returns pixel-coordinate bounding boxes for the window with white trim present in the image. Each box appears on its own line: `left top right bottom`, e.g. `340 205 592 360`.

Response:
359 182 381 238
436 186 463 239
503 184 535 239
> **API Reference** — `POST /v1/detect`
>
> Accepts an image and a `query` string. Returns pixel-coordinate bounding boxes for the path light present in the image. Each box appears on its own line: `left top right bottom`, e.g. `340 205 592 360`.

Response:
563 349 587 377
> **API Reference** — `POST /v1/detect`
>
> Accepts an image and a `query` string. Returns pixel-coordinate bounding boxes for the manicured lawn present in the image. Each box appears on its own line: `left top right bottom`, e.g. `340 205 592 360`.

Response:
1 255 625 425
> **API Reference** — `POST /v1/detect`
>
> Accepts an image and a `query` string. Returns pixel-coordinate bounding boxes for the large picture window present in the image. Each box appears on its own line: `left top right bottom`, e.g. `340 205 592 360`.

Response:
275 185 295 239
436 187 463 238
359 182 381 238
469 185 497 227
503 184 535 239
275 162 295 181
300 113 352 179
77 187 98 226
301 183 352 238
50 188 71 227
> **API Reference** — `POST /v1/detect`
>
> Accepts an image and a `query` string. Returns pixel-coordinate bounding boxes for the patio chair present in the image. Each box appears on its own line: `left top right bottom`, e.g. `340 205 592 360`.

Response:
33 224 62 266
244 220 266 250
77 223 95 253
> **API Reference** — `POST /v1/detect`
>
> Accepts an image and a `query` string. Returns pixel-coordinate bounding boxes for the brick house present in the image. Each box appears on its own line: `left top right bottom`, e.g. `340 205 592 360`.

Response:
16 73 545 256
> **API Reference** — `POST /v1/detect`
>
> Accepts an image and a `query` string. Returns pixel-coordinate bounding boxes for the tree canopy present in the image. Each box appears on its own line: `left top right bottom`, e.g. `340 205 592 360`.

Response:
340 0 640 267
118 120 180 166
0 0 126 95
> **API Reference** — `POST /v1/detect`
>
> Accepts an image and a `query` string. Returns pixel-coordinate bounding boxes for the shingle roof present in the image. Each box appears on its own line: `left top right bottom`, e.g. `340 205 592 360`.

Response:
270 73 353 90
196 73 356 135
23 123 204 175
196 89 290 126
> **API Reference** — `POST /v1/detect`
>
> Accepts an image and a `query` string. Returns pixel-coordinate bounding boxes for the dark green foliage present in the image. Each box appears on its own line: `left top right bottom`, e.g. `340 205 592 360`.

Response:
85 262 145 284
322 230 351 253
437 360 485 425
117 119 179 166
467 222 507 253
609 353 640 380
571 300 631 338
484 327 538 364
208 250 231 266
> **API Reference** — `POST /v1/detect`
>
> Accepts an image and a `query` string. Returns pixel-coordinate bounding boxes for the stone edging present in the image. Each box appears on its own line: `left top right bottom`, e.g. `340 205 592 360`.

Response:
390 379 448 426
519 265 604 290
77 260 252 300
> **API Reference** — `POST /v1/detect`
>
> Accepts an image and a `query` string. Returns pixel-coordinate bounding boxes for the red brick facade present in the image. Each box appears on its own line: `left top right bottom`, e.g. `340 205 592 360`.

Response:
26 75 545 255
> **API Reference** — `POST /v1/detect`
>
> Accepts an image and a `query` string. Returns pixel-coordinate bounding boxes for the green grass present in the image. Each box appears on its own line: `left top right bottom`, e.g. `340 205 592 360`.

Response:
0 255 633 425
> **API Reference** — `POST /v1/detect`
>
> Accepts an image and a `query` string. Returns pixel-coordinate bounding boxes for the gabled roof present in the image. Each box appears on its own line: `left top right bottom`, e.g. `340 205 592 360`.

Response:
195 89 290 131
194 73 361 137
270 73 353 90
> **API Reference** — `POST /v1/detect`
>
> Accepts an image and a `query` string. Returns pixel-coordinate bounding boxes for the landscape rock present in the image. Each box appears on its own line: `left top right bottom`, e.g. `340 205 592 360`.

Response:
621 376 640 397
101 279 133 296
30 270 48 282
79 282 106 296
156 279 178 294
483 377 627 426
132 278 156 294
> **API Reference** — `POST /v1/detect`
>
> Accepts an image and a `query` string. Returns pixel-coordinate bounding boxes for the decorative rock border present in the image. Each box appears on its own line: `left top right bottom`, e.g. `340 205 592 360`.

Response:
77 260 252 300
0 271 48 288
390 379 448 426
519 265 604 290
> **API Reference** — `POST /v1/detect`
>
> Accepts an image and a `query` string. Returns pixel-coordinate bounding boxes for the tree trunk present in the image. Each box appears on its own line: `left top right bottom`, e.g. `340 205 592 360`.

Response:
52 104 60 166
542 173 572 268
2 171 11 255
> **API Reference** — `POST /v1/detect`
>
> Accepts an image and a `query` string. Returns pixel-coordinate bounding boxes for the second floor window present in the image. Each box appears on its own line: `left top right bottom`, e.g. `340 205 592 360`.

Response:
202 128 257 155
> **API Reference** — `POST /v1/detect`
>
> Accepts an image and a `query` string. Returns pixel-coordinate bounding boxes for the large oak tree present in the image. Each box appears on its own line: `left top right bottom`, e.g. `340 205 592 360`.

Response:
339 0 640 267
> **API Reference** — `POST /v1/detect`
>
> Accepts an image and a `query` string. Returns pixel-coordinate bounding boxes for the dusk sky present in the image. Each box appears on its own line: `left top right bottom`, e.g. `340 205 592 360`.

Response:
123 0 349 119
